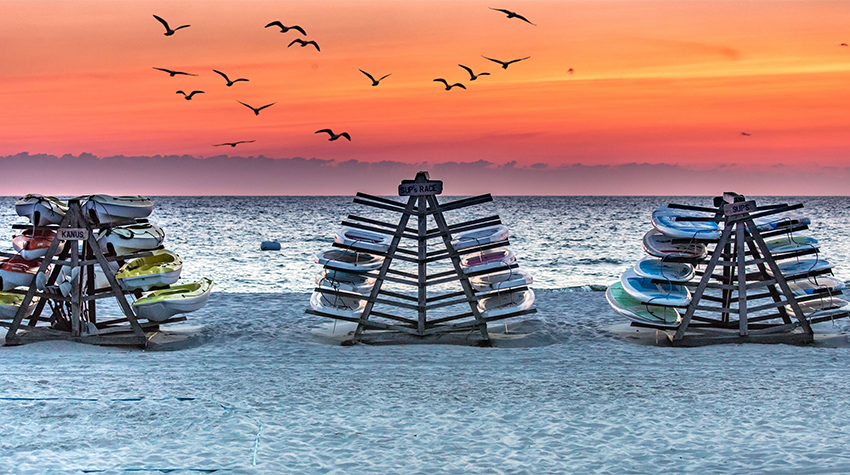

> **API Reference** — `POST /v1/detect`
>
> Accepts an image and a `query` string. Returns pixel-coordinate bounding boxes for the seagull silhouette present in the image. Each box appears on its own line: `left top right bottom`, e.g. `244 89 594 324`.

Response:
213 140 255 147
153 67 198 77
238 101 276 115
741 132 751 136
288 38 320 51
264 21 307 35
359 69 391 86
458 64 490 80
481 55 531 69
433 78 466 90
153 15 190 36
489 8 536 26
841 43 848 47
176 90 204 100
213 69 249 87
568 68 574 74
316 129 351 141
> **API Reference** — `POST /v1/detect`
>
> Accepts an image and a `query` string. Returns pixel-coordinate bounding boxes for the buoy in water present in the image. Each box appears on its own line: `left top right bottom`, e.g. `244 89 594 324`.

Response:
260 241 281 251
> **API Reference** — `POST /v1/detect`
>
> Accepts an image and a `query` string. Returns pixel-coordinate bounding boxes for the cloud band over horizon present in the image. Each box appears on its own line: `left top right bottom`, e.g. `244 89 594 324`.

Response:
2 152 847 196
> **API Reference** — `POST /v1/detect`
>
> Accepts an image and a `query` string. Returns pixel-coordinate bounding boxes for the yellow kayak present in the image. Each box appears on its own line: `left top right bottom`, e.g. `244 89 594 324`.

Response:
116 249 182 291
0 292 37 319
132 278 213 322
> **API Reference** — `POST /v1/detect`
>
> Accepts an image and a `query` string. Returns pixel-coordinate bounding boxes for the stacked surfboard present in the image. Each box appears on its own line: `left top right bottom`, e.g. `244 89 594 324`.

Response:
311 224 535 320
3 194 213 323
311 227 389 317
607 204 848 329
452 225 535 318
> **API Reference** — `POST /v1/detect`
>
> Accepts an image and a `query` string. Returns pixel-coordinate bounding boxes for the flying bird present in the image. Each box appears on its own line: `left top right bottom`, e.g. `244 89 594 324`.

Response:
741 132 751 136
841 43 848 47
213 140 255 147
153 15 190 36
481 55 531 69
316 129 351 141
433 78 466 90
288 38 320 51
176 90 204 100
153 67 198 77
238 101 276 115
213 69 249 87
458 64 489 81
489 8 536 26
359 69 391 86
264 21 307 36
568 68 574 74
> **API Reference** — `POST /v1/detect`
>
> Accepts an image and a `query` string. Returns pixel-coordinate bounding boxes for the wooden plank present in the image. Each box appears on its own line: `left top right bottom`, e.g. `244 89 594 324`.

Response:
417 195 427 334
377 289 419 302
368 310 418 326
695 305 738 314
425 275 460 286
425 297 478 311
352 198 410 214
736 222 748 336
346 214 416 233
426 291 467 303
425 194 493 215
424 216 502 239
354 192 407 209
340 220 419 241
387 268 419 279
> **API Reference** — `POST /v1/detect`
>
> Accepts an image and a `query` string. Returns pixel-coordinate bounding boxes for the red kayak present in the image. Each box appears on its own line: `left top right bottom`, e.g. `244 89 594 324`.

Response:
12 229 62 260
0 257 42 290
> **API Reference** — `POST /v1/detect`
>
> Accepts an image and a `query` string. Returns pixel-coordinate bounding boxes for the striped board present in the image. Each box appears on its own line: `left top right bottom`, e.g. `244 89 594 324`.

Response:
606 282 681 328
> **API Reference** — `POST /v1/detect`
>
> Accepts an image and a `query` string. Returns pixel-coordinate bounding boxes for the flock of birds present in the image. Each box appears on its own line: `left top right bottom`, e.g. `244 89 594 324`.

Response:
151 7 541 147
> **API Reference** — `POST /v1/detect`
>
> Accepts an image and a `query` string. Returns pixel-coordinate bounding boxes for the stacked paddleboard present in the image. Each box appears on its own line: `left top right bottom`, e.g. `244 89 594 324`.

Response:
311 227 389 317
608 201 848 330
453 225 535 318
3 194 213 323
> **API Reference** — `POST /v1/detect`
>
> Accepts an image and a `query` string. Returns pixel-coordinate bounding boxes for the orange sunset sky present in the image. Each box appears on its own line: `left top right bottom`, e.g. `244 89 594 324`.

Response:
1 0 849 194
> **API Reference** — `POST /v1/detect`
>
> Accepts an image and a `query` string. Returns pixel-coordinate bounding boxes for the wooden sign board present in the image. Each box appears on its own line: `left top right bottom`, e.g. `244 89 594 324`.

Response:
58 228 89 241
723 200 756 217
399 179 443 196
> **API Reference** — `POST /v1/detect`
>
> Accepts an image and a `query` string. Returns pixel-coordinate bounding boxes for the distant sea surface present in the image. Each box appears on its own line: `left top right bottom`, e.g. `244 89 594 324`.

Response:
2 195 846 292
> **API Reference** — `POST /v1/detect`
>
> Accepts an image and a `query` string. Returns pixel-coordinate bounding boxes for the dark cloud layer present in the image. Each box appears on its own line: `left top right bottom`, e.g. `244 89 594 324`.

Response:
1 153 847 196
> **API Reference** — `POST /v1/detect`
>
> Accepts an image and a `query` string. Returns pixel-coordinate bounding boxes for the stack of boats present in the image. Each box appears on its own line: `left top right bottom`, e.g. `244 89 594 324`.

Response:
607 203 848 329
310 224 535 320
1 194 212 323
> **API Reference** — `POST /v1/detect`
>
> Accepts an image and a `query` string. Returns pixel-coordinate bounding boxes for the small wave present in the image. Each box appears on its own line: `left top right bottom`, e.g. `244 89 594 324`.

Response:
576 257 623 265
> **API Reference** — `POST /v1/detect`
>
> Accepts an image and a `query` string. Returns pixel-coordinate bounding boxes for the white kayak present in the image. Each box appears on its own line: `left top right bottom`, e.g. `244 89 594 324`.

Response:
770 259 833 279
461 247 516 273
469 269 532 292
334 227 392 253
754 213 810 232
316 269 376 294
316 249 384 272
606 282 681 328
132 278 214 322
81 194 153 224
642 229 707 259
0 292 37 319
97 223 165 256
620 267 691 307
477 288 535 318
633 256 695 283
15 194 68 226
788 297 850 320
116 250 183 291
788 276 845 296
452 225 509 251
651 205 720 240
763 235 818 255
310 290 366 318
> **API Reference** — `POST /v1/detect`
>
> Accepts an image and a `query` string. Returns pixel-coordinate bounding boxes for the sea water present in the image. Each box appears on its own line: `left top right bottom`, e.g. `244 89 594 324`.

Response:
1 196 849 473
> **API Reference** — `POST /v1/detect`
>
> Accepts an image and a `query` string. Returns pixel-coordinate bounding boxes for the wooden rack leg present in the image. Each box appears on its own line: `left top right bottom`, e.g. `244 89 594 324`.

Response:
749 222 813 335
674 225 734 340
427 195 490 343
736 223 747 336
417 195 427 334
348 196 418 345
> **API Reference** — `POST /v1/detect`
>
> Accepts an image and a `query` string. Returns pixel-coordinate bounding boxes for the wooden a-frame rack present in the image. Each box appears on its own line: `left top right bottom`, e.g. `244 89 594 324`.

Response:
662 192 847 346
2 199 186 348
307 171 537 346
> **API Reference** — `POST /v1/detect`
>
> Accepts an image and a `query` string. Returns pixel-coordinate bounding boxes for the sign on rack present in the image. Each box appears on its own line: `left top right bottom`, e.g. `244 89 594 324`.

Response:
58 228 89 241
398 178 443 196
723 200 757 217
